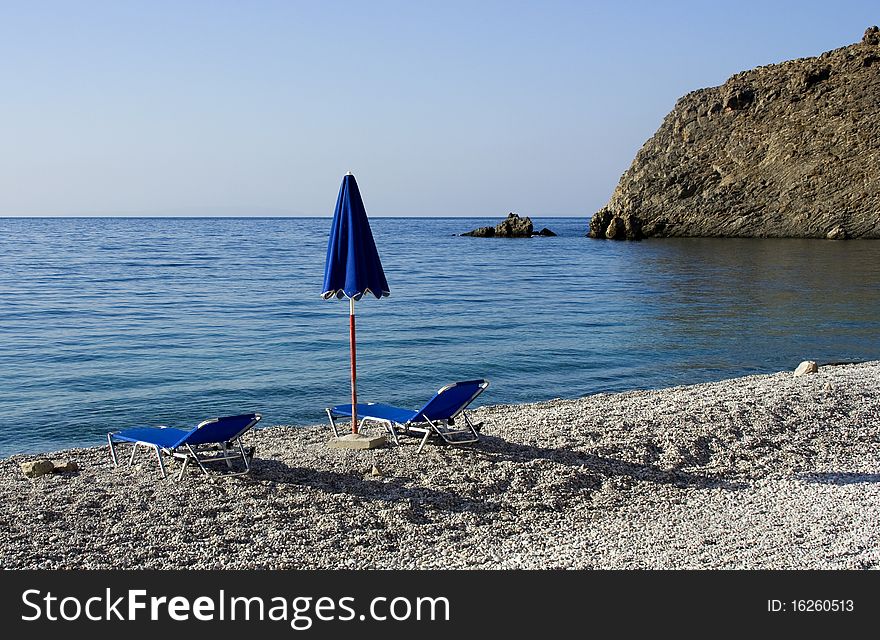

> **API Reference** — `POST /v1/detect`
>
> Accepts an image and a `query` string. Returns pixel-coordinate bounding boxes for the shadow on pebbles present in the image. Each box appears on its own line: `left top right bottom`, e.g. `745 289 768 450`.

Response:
2 362 879 569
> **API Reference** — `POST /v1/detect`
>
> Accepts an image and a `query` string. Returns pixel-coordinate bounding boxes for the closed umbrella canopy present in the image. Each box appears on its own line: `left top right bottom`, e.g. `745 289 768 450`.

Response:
322 174 390 301
322 173 389 435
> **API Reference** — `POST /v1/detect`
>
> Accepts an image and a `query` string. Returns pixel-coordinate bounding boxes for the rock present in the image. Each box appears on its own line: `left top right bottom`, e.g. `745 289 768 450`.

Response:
462 213 533 238
494 213 533 237
588 209 613 238
605 216 625 240
794 360 819 376
21 460 55 478
826 225 848 240
589 210 642 241
722 85 755 110
535 227 557 237
52 460 79 473
370 464 383 477
461 226 495 237
592 27 880 239
800 67 831 89
623 214 643 240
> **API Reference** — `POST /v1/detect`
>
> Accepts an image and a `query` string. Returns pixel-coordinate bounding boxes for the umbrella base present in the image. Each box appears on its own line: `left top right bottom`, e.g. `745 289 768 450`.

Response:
327 433 387 450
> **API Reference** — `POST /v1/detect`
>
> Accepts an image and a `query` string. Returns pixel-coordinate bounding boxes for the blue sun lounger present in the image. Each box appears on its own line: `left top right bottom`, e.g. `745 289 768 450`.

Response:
326 380 489 453
108 413 261 480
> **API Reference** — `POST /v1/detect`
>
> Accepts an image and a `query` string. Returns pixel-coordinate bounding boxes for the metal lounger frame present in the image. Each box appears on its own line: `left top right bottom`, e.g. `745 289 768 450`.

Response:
326 381 487 454
107 418 258 480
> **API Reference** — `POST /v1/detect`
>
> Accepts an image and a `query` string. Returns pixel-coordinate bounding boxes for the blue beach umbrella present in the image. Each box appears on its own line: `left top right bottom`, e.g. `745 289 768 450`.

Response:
322 173 390 435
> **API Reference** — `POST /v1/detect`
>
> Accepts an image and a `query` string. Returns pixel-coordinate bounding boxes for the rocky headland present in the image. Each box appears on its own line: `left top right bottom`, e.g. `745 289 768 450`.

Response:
590 26 880 240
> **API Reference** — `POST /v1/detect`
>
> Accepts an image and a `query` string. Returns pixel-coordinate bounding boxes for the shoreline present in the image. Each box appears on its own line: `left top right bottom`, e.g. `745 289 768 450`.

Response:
2 362 879 569
2 358 868 462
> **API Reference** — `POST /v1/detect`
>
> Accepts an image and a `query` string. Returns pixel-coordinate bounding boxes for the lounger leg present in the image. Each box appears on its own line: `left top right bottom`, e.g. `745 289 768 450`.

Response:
154 446 168 479
108 434 118 467
464 414 481 440
128 442 138 467
237 439 251 473
326 408 339 438
222 442 233 469
416 429 431 454
186 444 211 477
177 456 189 481
383 420 401 446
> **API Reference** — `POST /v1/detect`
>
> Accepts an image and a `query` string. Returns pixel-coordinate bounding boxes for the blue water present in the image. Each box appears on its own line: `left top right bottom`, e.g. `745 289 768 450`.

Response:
2 216 880 458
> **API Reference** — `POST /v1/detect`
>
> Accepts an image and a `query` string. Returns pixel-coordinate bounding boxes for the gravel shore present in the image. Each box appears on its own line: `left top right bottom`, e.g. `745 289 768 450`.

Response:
2 362 879 569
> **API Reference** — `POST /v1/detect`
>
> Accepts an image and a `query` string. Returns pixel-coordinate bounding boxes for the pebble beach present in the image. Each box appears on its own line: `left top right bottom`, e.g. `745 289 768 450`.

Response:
2 362 879 570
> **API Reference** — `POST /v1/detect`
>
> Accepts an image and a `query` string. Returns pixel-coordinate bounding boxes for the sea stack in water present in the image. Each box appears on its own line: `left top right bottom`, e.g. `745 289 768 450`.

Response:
462 213 555 237
589 26 880 240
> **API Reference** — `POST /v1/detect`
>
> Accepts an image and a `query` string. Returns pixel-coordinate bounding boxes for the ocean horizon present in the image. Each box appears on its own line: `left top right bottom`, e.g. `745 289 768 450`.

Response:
2 216 880 458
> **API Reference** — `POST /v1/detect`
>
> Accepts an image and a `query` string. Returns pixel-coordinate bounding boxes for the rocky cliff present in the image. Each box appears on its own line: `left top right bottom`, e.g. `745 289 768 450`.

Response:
590 26 880 240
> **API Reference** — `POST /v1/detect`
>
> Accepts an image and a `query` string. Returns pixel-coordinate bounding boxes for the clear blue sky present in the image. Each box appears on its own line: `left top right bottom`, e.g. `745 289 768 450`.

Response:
1 1 876 216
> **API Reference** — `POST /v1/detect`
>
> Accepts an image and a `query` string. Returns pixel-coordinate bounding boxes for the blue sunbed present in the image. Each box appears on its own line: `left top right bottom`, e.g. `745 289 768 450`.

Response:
326 380 489 453
108 413 262 480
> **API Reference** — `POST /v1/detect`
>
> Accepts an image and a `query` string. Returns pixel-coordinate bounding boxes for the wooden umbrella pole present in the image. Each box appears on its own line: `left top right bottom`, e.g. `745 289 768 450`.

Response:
349 296 358 435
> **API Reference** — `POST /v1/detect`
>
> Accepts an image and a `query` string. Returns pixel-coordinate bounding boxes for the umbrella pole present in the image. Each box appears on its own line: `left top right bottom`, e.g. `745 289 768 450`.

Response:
349 296 358 435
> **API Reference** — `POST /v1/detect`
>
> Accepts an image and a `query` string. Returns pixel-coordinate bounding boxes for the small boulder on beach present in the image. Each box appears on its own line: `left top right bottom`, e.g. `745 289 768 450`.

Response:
20 460 55 478
793 360 819 376
52 460 79 473
20 459 80 478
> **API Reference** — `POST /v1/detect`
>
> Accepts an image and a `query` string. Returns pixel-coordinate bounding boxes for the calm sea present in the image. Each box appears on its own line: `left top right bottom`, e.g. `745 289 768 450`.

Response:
2 217 879 457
